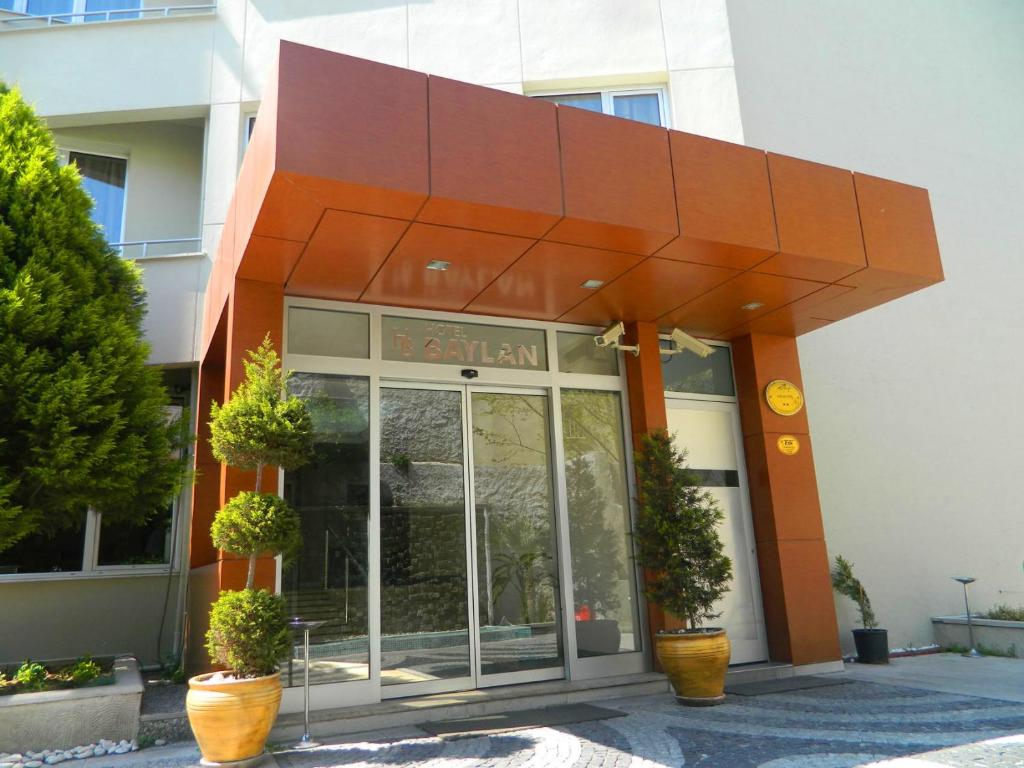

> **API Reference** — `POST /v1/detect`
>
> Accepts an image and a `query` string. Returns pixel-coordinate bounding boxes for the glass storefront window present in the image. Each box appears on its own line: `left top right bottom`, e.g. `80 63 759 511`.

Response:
560 389 640 657
661 343 735 396
282 374 370 687
382 316 548 371
556 331 619 376
288 307 369 359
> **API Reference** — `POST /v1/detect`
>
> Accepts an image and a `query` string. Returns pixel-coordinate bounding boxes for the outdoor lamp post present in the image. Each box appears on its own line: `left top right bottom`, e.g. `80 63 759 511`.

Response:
288 617 329 749
951 577 981 658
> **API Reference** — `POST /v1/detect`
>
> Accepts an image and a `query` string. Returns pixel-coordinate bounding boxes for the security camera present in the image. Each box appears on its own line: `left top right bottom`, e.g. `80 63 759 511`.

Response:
594 321 626 348
594 321 639 356
666 328 714 358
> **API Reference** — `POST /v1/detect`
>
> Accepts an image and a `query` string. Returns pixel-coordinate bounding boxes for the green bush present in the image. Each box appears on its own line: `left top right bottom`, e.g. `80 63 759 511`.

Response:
14 660 47 690
831 555 877 629
206 588 291 679
211 491 301 562
66 656 101 685
983 604 1024 622
632 429 732 628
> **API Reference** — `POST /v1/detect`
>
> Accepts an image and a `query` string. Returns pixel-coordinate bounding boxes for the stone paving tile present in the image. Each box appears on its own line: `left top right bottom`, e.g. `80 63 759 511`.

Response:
125 680 1024 768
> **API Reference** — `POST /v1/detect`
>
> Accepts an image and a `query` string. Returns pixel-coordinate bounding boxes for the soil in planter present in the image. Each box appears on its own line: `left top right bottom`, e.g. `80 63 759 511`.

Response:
0 656 115 696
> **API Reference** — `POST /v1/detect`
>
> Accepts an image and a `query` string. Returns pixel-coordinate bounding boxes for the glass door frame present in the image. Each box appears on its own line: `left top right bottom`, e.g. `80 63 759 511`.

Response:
279 297 651 714
378 382 567 699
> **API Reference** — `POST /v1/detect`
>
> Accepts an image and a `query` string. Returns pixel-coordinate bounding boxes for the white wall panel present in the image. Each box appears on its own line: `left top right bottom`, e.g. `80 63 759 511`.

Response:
409 0 522 84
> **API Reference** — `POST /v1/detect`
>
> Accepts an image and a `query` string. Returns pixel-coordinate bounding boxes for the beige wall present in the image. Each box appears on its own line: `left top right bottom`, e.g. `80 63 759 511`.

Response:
1 575 181 666
728 0 1024 654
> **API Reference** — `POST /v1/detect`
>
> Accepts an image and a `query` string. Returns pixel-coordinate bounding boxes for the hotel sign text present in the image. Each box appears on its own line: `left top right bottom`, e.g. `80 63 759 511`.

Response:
382 316 549 371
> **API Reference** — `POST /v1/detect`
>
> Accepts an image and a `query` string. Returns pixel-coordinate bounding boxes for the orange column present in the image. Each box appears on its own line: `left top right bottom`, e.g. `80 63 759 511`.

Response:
216 278 285 593
731 333 841 665
622 322 684 660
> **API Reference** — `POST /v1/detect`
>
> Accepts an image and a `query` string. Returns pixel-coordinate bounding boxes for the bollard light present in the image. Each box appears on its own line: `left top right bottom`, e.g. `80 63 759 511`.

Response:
951 577 981 658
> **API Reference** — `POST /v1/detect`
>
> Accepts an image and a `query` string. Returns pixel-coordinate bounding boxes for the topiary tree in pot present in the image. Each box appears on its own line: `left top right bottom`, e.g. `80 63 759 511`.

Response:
831 555 888 664
185 336 314 765
633 428 733 705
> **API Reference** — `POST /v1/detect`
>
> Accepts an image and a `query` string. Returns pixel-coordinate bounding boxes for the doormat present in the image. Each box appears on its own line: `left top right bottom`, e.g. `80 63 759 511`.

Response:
726 675 851 696
420 703 626 736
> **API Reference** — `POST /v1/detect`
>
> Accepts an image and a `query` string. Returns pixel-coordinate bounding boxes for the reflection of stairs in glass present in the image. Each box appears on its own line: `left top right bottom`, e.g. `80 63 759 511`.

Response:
285 588 348 645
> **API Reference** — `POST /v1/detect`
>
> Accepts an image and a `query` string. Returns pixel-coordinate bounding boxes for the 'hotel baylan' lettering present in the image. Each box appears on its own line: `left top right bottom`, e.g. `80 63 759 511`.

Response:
391 331 540 368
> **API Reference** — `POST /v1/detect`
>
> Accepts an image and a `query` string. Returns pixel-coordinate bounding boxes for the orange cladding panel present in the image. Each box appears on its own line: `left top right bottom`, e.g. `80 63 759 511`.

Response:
274 42 429 218
754 153 866 283
419 76 563 238
237 236 306 285
850 173 943 285
466 242 641 320
714 284 854 340
657 131 778 269
546 106 677 255
361 223 533 311
661 272 827 338
559 257 739 326
287 210 409 300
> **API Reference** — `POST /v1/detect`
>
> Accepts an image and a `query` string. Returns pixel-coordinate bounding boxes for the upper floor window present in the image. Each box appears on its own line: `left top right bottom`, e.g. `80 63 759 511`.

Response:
59 150 127 241
535 88 667 127
0 0 140 23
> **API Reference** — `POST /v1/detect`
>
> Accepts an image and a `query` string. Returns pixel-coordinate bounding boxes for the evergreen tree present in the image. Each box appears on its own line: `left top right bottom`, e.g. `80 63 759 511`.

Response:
0 85 188 551
633 429 732 628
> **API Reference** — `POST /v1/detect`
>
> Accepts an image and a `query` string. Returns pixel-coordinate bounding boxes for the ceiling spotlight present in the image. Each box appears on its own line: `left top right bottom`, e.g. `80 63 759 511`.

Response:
426 260 450 271
741 301 764 310
581 279 605 289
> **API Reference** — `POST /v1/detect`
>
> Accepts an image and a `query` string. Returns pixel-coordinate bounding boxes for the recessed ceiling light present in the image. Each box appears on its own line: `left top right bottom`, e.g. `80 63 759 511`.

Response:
741 301 764 310
581 279 605 289
426 260 450 271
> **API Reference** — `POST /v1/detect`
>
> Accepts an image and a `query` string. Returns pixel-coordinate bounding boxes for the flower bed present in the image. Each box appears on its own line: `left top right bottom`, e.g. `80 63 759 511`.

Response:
0 657 113 697
932 615 1024 657
0 657 143 754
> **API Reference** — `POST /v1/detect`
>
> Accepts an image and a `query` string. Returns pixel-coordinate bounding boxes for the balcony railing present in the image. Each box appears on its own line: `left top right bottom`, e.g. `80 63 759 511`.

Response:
111 237 203 260
0 4 216 30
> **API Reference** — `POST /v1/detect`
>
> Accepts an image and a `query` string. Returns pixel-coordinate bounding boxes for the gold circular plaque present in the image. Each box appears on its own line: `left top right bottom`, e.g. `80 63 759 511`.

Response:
765 379 804 416
777 435 800 456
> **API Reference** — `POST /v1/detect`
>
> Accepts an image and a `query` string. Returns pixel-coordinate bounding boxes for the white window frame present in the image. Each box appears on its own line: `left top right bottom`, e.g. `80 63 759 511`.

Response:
57 145 129 245
278 298 652 714
530 85 671 128
4 0 140 22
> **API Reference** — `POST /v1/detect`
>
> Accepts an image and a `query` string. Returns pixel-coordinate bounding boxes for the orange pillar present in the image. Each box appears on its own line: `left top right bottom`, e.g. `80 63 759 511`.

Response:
622 322 683 662
731 333 841 665
216 278 285 593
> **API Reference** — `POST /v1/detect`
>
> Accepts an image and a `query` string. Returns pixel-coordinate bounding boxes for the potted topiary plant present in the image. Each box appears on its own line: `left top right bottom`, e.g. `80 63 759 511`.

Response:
831 555 888 664
185 336 314 764
633 429 733 706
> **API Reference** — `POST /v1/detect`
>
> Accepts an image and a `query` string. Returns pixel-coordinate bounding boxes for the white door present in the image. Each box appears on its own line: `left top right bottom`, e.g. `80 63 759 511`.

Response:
665 399 769 664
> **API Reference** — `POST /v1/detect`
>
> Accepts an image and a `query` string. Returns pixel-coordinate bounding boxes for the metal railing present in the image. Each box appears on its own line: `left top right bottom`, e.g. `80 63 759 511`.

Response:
110 237 203 260
0 4 216 29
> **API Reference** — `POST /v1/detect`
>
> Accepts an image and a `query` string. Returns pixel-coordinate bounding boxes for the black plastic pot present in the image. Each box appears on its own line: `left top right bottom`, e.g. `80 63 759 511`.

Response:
853 628 889 664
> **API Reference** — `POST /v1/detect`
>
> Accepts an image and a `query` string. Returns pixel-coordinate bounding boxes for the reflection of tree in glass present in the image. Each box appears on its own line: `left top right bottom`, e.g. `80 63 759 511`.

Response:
490 513 555 625
561 390 629 620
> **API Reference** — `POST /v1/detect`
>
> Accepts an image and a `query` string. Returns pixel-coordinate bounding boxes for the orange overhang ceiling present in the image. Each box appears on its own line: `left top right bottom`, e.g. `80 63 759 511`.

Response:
202 41 943 354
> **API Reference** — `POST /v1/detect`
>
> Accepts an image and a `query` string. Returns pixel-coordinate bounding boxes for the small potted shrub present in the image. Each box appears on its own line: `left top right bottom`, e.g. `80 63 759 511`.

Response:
633 429 733 705
185 337 313 764
831 555 888 664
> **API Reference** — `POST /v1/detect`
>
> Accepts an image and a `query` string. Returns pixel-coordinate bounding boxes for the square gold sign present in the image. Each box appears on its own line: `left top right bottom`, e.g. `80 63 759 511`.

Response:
765 379 804 416
777 435 800 455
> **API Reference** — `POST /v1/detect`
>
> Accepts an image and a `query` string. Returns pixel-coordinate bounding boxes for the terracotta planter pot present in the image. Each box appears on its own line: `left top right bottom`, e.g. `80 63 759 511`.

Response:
186 671 282 764
655 628 730 706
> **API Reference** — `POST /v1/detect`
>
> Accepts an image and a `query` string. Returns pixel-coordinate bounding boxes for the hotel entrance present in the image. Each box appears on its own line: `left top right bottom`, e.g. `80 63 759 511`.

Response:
379 384 563 696
277 300 648 711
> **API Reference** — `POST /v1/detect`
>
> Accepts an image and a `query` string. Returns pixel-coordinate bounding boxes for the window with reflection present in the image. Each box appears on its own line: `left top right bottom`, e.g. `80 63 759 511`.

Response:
282 374 370 687
560 389 640 657
661 343 735 396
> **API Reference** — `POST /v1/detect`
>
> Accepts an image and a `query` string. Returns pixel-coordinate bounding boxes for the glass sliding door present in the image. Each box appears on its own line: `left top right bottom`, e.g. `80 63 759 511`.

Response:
560 389 641 657
282 374 371 687
379 387 473 688
470 392 564 680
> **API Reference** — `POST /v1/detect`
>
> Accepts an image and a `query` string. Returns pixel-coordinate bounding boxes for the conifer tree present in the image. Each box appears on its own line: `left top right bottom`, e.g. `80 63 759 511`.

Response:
0 85 188 551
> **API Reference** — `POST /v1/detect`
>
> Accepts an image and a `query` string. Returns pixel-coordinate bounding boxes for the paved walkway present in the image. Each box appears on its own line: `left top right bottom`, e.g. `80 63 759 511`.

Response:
92 655 1024 768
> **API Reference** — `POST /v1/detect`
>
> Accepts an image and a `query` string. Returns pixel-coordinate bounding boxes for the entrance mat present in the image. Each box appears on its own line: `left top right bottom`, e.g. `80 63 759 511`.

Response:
420 703 626 736
726 675 851 697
